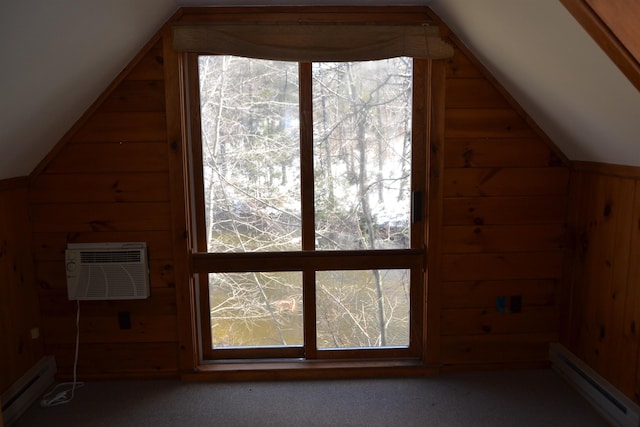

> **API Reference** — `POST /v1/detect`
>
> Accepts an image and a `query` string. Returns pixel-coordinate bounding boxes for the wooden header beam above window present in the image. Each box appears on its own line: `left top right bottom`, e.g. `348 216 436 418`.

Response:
172 22 454 61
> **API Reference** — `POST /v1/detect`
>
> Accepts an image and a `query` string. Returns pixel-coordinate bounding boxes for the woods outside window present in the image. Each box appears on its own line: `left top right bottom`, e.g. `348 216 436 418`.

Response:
177 21 443 362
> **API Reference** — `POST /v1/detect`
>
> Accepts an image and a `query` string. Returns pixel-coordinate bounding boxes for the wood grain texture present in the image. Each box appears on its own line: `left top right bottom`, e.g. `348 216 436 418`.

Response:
441 306 559 336
29 40 180 379
441 280 559 309
30 173 170 203
100 80 166 112
444 138 562 168
444 50 483 79
445 78 509 109
0 185 43 394
43 142 169 174
444 167 569 197
30 202 172 233
587 0 640 61
20 7 576 379
442 252 565 282
443 196 568 225
442 224 567 253
162 28 200 374
560 0 640 92
49 342 178 379
566 166 640 402
425 59 446 365
70 112 167 142
436 40 569 369
444 109 536 139
441 333 557 365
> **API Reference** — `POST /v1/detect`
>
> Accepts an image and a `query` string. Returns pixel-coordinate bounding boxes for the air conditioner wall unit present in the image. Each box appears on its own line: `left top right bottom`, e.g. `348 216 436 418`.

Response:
65 242 150 301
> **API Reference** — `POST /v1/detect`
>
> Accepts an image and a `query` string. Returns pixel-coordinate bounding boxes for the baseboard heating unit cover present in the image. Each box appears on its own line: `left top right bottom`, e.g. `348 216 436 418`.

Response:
550 343 639 427
1 356 56 426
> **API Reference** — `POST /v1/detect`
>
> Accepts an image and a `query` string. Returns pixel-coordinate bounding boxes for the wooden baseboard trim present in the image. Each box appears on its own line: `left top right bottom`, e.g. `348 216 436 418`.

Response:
55 372 179 382
440 360 551 373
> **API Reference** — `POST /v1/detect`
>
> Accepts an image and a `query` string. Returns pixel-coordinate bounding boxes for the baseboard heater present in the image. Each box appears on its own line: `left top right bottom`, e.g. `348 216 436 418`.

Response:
550 343 639 427
1 356 56 426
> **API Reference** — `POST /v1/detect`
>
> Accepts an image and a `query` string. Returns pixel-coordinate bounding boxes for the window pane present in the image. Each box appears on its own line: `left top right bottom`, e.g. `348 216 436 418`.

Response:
313 59 412 251
209 272 303 348
199 56 301 252
316 269 410 349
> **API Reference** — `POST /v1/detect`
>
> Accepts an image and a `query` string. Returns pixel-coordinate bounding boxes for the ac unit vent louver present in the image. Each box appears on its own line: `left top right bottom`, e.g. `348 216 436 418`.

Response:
65 242 150 301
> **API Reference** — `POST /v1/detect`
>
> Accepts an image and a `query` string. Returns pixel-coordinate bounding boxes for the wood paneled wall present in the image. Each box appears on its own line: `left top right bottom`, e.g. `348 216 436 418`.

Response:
566 162 640 403
437 46 570 368
30 40 179 379
0 179 43 394
26 8 572 379
587 0 640 62
560 0 640 92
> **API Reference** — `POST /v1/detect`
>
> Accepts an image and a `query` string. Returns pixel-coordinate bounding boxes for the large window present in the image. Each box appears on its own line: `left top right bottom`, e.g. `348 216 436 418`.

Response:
189 54 426 361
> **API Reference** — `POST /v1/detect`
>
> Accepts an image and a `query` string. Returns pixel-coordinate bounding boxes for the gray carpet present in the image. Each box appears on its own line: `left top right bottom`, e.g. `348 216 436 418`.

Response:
15 369 608 427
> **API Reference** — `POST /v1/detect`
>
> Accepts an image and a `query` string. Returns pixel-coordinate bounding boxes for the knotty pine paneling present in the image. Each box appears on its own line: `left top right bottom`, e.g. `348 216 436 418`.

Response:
438 46 570 368
0 182 43 394
446 79 510 109
100 80 166 113
24 12 578 379
443 196 568 225
444 138 565 168
30 173 170 204
440 333 557 365
30 40 179 379
441 252 565 282
441 280 559 309
567 164 640 403
30 202 172 233
70 112 167 142
441 306 560 336
444 109 536 139
127 45 165 81
587 0 640 62
444 167 569 197
42 142 169 174
50 342 178 380
442 224 567 253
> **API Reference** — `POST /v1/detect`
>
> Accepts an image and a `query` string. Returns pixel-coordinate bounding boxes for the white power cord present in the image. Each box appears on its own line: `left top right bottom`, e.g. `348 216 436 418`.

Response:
41 300 84 406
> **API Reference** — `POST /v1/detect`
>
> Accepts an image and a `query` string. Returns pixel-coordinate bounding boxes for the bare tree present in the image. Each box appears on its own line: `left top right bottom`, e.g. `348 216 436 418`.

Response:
198 55 412 350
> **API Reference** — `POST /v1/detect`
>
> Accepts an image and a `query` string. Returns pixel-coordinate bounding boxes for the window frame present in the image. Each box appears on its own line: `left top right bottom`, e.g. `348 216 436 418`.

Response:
185 53 429 362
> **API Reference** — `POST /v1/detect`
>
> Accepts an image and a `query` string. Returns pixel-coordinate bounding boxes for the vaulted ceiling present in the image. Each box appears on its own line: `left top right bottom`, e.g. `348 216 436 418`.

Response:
1 0 638 180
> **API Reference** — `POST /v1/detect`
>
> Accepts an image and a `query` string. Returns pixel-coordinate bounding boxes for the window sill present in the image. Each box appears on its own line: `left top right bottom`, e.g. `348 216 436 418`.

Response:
182 359 441 382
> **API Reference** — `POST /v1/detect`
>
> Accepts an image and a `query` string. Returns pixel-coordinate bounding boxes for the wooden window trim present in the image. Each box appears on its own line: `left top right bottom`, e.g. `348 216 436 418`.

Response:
185 52 429 365
176 8 431 370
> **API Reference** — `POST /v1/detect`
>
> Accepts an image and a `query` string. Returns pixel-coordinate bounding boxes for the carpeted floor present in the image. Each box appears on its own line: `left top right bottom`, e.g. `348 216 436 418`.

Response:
15 369 608 427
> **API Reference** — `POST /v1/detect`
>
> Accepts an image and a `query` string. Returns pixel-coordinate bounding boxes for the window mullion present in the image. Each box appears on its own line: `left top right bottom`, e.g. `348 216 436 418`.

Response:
299 62 315 251
189 54 208 253
412 58 428 251
299 62 318 357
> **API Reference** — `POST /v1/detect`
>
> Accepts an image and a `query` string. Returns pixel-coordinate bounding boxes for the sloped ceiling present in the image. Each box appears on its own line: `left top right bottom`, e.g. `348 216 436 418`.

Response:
0 0 175 180
0 0 639 181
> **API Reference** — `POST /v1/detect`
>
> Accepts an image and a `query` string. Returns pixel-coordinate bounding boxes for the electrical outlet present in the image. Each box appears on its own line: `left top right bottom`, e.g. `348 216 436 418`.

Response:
510 295 522 313
118 311 132 330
